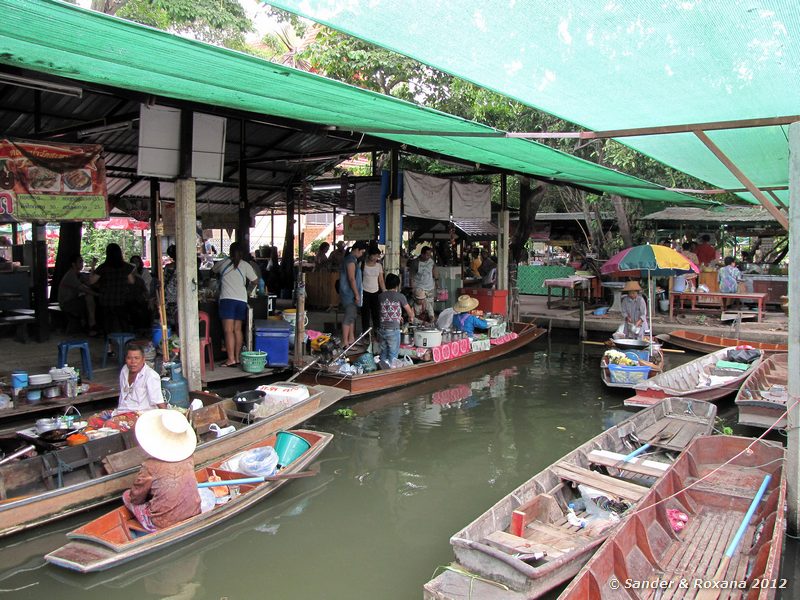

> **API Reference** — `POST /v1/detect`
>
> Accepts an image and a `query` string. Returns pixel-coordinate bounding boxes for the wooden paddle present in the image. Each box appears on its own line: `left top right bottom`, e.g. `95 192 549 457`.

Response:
198 465 320 488
696 474 772 600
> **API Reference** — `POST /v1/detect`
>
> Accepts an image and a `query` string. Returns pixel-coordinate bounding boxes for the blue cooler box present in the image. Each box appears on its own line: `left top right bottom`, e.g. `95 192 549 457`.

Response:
254 320 293 367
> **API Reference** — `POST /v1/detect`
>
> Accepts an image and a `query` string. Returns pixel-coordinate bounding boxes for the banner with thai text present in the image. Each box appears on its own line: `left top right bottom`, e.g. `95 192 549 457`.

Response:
0 139 108 222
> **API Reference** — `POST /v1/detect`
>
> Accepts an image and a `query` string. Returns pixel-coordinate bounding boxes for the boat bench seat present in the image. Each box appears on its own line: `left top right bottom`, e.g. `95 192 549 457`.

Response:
587 450 669 479
483 530 564 559
551 462 649 502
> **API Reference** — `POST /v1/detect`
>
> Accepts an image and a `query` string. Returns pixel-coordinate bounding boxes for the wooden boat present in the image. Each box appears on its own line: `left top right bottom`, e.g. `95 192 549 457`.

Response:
0 384 347 538
657 329 787 354
296 322 546 397
559 435 786 600
626 347 763 408
422 397 717 600
45 429 333 572
736 353 789 430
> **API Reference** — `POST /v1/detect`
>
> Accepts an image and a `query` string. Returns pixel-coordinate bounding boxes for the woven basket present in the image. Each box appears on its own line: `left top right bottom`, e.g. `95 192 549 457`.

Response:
240 351 268 373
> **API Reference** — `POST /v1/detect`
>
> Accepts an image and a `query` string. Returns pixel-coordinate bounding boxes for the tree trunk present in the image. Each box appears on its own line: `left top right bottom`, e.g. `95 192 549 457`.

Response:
510 176 545 264
611 195 633 247
50 222 82 302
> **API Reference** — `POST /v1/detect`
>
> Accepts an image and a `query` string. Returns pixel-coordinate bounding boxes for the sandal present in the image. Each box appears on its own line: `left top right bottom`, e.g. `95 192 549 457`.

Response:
224 362 240 367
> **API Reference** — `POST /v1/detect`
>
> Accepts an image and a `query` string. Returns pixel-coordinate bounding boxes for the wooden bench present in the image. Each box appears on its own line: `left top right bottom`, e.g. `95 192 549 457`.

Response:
0 315 35 342
551 462 649 502
587 449 669 479
669 291 767 322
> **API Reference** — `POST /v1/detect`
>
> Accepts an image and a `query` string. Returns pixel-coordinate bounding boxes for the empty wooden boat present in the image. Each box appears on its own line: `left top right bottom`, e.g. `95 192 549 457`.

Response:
626 347 762 408
558 434 786 600
657 329 787 355
45 429 333 572
0 384 347 538
736 353 789 430
423 398 717 600
295 322 546 398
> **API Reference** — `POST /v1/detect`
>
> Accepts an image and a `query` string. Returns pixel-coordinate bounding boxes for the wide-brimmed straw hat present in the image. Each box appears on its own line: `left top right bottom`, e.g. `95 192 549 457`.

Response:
413 288 427 300
135 409 197 463
622 281 642 292
454 294 480 313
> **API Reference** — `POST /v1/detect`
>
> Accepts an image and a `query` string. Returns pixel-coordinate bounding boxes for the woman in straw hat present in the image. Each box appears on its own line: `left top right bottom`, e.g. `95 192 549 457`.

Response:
451 295 489 338
122 410 201 532
613 280 648 340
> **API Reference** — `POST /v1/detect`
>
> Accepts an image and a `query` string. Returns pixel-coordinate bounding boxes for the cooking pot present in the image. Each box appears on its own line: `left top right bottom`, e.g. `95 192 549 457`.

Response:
233 389 267 413
414 328 442 348
43 386 60 399
441 330 452 343
612 338 649 350
401 331 413 346
35 418 67 435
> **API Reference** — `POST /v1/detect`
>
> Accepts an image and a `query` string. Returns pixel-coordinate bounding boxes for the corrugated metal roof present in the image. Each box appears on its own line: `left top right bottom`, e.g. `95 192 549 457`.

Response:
643 206 776 223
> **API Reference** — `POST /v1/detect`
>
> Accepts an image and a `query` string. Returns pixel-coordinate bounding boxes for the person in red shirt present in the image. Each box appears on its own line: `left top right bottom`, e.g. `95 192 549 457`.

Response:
695 234 717 266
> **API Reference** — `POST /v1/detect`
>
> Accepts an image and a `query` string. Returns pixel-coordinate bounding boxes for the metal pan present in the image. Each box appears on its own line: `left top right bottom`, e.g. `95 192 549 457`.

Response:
612 338 649 350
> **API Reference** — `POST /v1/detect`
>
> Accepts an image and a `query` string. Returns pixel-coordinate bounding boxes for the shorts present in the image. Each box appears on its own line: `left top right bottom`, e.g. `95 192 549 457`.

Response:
219 298 248 321
342 303 357 325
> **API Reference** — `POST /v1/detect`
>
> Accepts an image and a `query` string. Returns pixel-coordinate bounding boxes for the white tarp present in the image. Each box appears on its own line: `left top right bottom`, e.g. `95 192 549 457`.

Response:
403 171 450 220
452 180 491 220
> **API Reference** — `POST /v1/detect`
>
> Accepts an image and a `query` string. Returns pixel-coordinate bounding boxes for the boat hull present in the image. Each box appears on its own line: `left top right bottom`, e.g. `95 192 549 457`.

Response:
423 397 717 599
296 323 545 397
658 329 787 354
736 353 788 429
559 435 786 600
0 385 347 538
45 430 333 572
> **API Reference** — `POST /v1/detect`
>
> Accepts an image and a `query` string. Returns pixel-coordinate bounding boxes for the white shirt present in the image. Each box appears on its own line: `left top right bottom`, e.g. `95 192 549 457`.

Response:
413 257 435 291
118 364 163 412
213 258 258 302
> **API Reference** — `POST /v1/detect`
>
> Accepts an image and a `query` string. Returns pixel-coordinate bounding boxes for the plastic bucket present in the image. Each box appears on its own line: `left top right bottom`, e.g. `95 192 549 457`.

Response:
274 431 311 467
11 371 28 389
152 324 171 346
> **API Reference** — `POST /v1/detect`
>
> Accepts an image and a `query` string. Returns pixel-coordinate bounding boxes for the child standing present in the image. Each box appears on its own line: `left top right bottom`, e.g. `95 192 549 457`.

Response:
378 273 414 368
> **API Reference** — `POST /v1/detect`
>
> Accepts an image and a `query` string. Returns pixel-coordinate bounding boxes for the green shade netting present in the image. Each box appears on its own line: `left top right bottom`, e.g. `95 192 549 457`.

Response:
0 0 706 204
270 0 798 204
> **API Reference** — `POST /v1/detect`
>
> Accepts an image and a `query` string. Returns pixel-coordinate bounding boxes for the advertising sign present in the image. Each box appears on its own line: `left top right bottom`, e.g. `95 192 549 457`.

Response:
344 214 376 240
0 139 108 222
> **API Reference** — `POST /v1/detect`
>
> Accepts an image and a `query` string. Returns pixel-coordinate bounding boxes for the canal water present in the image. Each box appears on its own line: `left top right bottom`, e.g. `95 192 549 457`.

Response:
0 337 795 599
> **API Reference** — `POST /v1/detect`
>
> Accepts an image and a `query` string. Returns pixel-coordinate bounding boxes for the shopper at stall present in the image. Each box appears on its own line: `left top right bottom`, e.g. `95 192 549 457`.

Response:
412 287 434 325
339 240 368 346
468 247 482 277
127 255 152 332
451 295 488 338
94 243 135 334
361 245 385 336
118 343 165 412
378 273 415 367
614 281 648 340
411 246 439 305
328 240 346 271
718 256 744 293
479 250 497 288
58 253 99 336
213 241 258 367
313 242 331 271
122 409 200 532
695 234 718 266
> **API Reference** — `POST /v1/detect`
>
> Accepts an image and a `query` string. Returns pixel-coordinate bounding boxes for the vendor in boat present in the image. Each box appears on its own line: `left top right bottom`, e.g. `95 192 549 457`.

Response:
118 343 165 412
412 287 435 325
614 281 648 341
122 409 200 532
451 295 488 338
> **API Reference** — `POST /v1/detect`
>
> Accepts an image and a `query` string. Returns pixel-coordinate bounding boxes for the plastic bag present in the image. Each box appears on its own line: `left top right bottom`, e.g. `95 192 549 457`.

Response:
238 446 278 478
435 288 449 301
726 348 761 364
354 352 378 373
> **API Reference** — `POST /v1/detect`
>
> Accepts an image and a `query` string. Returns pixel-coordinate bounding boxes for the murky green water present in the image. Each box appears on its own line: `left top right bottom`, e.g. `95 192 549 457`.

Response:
0 337 793 599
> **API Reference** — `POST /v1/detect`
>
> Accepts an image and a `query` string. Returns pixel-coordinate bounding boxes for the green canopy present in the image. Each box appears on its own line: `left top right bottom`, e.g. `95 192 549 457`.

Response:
270 0 796 206
0 0 706 204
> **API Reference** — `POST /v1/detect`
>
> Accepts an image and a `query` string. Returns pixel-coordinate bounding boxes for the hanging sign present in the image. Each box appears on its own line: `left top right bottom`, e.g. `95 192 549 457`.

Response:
0 139 108 222
344 214 376 240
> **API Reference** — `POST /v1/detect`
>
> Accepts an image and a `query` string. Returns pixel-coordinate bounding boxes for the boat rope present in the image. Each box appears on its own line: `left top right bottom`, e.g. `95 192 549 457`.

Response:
55 456 75 489
0 583 38 593
626 397 797 519
430 564 510 596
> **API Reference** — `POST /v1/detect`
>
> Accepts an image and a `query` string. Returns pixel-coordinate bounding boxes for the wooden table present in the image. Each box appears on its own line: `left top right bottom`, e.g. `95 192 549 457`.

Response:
669 291 768 322
0 382 118 426
543 276 596 309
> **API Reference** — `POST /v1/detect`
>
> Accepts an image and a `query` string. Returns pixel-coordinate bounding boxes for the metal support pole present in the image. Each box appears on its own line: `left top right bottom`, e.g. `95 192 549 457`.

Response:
787 121 800 533
32 222 48 342
238 120 250 250
498 174 510 292
385 149 401 274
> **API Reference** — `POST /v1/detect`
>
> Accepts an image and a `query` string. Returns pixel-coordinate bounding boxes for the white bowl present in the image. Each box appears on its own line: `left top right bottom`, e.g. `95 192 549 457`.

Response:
29 374 53 385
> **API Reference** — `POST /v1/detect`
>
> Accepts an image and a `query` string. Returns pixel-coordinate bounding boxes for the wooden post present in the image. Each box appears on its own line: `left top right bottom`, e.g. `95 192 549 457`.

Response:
237 120 250 251
295 272 306 367
31 222 48 342
787 121 800 533
385 149 401 274
175 110 201 391
498 174 510 291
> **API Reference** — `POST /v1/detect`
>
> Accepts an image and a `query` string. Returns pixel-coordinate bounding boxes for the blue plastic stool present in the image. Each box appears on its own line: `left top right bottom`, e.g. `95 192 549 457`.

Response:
57 340 93 381
102 333 136 368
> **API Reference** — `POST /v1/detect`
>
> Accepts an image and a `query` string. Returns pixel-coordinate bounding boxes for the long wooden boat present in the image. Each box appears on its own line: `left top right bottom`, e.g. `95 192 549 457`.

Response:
736 353 789 430
558 435 786 600
45 429 333 572
296 322 546 397
657 329 787 354
422 397 717 600
0 384 347 538
626 347 763 408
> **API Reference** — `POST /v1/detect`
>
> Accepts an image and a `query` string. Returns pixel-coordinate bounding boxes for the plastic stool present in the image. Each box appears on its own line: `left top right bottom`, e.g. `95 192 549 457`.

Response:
57 340 93 381
102 333 136 368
